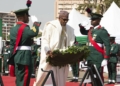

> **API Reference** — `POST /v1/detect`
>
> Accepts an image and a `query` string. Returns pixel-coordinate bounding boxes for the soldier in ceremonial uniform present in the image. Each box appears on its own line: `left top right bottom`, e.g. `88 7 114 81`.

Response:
9 8 41 86
35 46 41 69
31 40 40 78
70 39 79 82
2 41 10 75
79 13 110 85
107 37 119 84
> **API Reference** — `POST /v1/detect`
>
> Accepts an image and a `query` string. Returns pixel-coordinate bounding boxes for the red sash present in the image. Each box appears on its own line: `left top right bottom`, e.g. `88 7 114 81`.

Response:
13 22 27 54
88 28 104 55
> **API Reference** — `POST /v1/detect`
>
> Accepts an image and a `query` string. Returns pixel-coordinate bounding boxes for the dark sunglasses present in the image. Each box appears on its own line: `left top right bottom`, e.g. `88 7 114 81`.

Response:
61 17 69 21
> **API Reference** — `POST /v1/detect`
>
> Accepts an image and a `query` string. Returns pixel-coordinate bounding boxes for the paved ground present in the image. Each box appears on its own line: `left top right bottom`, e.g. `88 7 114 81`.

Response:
35 67 109 83
67 70 108 83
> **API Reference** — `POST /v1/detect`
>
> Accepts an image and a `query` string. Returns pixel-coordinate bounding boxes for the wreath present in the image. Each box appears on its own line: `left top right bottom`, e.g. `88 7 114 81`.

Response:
46 45 90 67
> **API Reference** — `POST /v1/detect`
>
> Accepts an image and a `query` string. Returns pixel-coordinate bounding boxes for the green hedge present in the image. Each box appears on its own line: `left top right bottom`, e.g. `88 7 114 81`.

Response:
76 36 88 44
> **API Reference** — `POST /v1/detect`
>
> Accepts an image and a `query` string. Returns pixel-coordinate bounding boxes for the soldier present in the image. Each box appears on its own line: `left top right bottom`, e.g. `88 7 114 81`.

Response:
107 37 119 84
31 40 40 78
35 46 41 69
70 39 79 82
2 41 10 75
9 8 41 86
79 13 110 85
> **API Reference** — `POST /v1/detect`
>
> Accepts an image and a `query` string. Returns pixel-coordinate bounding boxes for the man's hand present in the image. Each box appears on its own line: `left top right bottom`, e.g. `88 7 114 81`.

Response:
101 59 108 67
46 51 53 58
79 24 84 29
31 15 38 23
7 59 9 62
81 21 89 27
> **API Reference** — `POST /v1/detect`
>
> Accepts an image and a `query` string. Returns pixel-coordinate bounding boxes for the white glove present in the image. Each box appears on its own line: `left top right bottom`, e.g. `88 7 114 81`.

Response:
7 59 9 62
101 59 108 67
81 21 89 27
30 15 38 23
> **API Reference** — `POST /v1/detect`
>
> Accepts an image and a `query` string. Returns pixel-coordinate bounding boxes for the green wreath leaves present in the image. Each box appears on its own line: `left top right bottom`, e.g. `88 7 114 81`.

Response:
46 45 90 67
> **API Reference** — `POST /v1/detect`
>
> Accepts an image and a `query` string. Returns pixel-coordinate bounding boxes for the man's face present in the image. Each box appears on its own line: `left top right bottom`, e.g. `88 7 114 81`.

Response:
59 16 69 26
91 19 100 26
110 39 114 44
24 14 29 23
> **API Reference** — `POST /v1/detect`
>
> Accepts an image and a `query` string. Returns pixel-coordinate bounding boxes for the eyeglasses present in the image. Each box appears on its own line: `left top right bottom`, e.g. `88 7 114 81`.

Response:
61 17 69 21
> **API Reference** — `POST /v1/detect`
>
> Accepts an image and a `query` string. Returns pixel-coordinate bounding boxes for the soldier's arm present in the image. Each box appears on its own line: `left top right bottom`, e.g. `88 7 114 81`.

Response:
111 44 119 54
100 29 111 59
33 45 40 53
26 22 41 37
79 24 88 35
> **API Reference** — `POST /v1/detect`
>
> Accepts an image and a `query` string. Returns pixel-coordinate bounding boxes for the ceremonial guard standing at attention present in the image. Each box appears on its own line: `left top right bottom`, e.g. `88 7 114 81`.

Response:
107 37 119 84
9 8 41 86
79 13 110 85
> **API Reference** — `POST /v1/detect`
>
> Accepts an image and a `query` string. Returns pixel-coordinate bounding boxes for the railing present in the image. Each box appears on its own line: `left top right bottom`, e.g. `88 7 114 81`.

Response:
41 68 56 86
80 64 104 86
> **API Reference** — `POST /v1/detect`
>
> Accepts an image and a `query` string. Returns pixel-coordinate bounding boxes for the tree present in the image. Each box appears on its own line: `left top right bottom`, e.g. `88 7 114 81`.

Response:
104 0 120 10
77 0 120 15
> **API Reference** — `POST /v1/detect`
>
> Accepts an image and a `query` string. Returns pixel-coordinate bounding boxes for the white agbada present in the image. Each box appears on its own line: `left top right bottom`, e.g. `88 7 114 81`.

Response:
33 19 75 86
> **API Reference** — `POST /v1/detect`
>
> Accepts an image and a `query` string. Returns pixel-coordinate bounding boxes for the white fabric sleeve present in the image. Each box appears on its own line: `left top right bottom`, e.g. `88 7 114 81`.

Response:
42 24 52 54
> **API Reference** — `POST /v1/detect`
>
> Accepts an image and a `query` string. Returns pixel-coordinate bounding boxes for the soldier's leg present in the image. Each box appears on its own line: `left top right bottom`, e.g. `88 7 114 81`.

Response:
71 63 79 82
111 63 117 83
31 58 35 78
4 60 9 74
74 62 79 81
107 62 112 83
88 61 102 86
3 60 5 73
15 64 31 86
70 64 75 81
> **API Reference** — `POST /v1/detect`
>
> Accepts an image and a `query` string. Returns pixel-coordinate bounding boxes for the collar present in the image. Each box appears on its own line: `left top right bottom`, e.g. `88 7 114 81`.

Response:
111 42 116 45
16 21 25 24
94 25 101 29
16 21 28 25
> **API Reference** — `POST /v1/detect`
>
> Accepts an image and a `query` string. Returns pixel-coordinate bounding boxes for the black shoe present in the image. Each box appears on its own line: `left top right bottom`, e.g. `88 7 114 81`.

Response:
31 74 35 78
70 79 78 82
70 79 75 82
107 82 112 84
74 79 78 82
111 82 115 84
2 73 8 76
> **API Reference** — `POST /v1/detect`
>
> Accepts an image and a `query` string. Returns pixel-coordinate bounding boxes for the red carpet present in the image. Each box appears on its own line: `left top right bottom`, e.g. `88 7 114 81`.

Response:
2 76 116 86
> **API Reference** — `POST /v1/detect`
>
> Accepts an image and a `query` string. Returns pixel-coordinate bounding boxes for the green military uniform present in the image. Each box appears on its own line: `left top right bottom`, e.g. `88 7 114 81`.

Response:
2 41 10 75
70 39 81 82
80 13 110 85
9 8 40 86
70 62 79 82
107 37 119 84
35 47 41 68
31 42 40 78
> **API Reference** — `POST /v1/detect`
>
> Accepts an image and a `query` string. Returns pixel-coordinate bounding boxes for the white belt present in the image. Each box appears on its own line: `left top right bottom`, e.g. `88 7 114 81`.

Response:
4 52 8 54
16 46 31 50
89 43 103 47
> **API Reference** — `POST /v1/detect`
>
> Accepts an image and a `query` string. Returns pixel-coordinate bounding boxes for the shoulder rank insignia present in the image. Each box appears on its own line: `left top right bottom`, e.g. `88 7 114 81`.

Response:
92 34 97 40
31 26 36 32
111 47 113 50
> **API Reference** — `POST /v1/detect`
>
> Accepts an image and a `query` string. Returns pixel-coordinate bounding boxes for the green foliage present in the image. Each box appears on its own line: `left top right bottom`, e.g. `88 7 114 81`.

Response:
52 46 89 55
46 45 90 67
104 0 120 9
77 0 120 14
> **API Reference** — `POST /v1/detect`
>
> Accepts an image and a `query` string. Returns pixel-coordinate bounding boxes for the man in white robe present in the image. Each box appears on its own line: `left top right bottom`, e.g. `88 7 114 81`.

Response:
33 11 75 86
